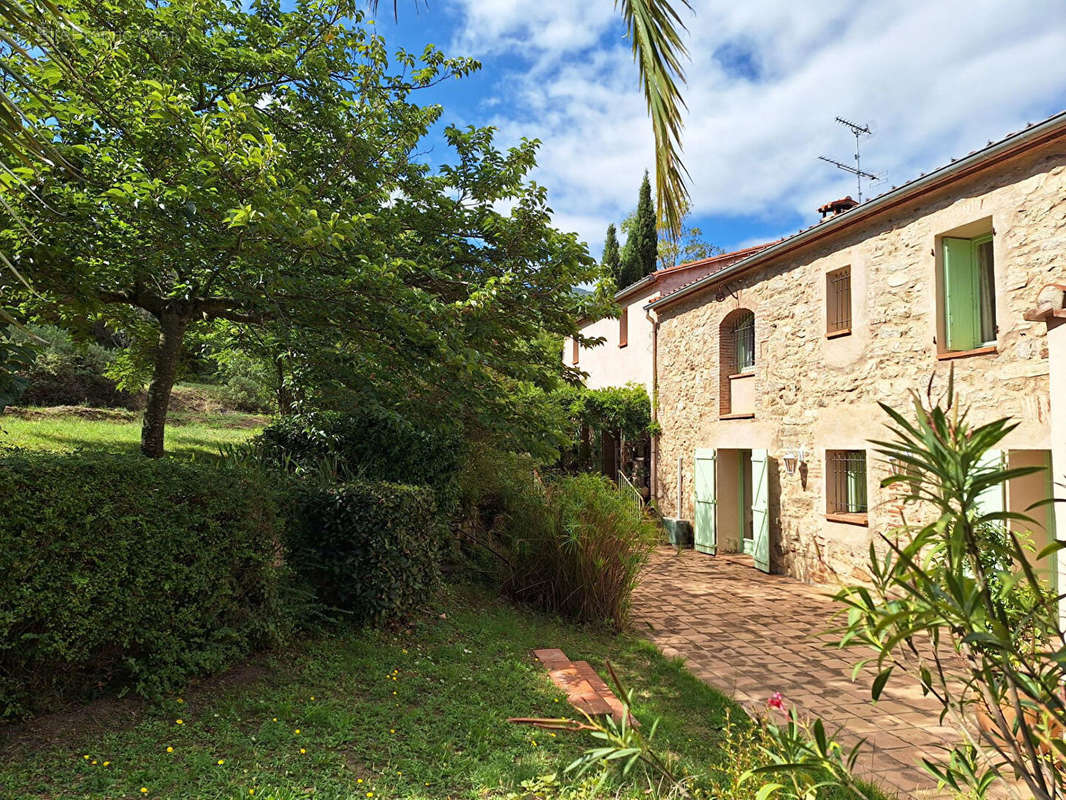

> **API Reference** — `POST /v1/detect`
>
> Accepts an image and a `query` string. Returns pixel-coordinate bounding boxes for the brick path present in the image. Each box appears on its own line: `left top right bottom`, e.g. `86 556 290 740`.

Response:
631 547 962 799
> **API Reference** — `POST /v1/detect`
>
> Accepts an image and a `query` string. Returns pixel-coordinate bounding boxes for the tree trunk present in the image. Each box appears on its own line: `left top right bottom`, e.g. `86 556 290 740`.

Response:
141 312 188 458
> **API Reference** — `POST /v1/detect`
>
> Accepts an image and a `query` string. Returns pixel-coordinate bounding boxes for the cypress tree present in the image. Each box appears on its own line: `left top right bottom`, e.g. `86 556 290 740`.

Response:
601 223 621 284
617 171 658 288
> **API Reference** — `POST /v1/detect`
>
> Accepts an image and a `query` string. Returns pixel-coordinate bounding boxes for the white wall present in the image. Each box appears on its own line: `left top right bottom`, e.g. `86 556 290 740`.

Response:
566 287 657 394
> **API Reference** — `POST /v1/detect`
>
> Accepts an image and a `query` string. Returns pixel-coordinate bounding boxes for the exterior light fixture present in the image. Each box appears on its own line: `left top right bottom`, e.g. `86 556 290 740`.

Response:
782 449 806 475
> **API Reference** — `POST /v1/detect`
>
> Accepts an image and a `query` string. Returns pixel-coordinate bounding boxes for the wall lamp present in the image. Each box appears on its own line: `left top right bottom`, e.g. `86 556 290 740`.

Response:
782 448 806 475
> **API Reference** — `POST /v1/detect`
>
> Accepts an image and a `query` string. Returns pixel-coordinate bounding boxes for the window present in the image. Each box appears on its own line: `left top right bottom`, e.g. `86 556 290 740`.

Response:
719 308 756 418
826 450 867 521
826 266 852 336
572 338 579 365
733 310 755 373
942 234 996 352
619 307 628 347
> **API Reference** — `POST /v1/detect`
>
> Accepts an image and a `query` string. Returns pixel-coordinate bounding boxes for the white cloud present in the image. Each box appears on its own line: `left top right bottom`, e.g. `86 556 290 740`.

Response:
447 0 1066 256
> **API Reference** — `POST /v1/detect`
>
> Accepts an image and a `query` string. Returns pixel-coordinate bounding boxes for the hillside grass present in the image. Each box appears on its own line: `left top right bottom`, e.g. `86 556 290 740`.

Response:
0 406 264 458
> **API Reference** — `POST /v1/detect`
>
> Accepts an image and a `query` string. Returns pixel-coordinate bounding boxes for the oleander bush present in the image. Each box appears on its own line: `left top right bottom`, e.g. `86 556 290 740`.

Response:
0 452 290 718
285 481 442 624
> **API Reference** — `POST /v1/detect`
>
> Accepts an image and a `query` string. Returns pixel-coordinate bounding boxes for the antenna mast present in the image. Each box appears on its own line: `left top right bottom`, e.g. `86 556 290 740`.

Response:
819 116 878 202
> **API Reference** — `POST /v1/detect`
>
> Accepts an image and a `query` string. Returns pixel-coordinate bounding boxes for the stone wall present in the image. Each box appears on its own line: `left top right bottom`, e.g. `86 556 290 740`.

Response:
654 142 1065 584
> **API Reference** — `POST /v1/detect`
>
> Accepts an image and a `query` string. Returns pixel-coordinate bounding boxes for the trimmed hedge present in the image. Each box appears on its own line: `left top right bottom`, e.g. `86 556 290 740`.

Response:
256 409 463 514
0 453 288 718
286 481 441 625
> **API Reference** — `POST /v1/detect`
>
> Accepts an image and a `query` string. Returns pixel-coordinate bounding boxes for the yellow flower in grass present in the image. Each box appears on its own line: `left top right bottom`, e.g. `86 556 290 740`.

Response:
300 748 306 754
103 761 110 767
166 747 174 753
175 719 183 725
294 729 301 735
83 755 90 760
217 759 225 766
140 789 148 795
176 698 184 704
357 779 363 784
249 791 255 796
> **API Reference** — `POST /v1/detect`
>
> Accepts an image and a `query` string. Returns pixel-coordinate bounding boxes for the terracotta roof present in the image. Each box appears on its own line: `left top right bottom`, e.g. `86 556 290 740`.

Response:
649 109 1066 312
614 243 771 302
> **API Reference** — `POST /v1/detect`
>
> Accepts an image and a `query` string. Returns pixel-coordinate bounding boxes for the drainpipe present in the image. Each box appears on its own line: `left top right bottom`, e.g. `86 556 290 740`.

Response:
646 309 659 507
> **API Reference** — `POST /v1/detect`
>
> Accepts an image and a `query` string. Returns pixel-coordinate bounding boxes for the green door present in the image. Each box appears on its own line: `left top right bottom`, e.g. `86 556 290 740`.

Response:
751 449 770 573
694 449 717 555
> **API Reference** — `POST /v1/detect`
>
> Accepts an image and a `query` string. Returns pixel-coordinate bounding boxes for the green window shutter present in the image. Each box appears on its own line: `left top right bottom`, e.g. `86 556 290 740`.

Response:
694 449 717 555
943 237 979 351
751 449 770 573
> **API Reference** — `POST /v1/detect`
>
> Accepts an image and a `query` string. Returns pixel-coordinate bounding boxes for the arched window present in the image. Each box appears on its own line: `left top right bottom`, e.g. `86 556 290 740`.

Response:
720 309 756 417
732 310 755 372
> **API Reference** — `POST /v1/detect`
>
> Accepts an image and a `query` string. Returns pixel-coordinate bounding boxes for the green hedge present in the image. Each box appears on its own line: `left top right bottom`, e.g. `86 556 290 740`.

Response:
286 481 442 625
255 409 463 514
0 452 289 718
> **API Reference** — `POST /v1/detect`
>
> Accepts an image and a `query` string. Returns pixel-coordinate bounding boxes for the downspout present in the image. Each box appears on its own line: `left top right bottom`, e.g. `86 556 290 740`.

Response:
646 309 659 507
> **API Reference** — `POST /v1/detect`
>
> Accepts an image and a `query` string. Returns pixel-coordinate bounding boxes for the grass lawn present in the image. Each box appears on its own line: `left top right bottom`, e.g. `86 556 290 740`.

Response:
0 408 263 458
0 586 883 800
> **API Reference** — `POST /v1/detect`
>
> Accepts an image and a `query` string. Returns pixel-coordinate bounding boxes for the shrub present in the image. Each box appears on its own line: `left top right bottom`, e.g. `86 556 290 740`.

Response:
256 408 463 514
10 324 138 408
0 452 289 718
285 481 442 624
500 472 660 629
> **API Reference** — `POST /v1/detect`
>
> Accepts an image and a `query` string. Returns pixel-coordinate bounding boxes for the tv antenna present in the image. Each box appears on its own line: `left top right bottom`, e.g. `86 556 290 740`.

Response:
819 116 878 203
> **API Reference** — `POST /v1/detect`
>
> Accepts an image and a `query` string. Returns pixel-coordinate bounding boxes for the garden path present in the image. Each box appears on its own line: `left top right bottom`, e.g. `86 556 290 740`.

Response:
631 547 961 799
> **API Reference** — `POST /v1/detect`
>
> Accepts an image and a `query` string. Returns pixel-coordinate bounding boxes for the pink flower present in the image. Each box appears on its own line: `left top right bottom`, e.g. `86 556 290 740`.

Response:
768 692 785 710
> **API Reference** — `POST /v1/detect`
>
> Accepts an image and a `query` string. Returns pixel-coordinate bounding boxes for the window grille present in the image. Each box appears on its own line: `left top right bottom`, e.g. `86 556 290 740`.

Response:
827 267 852 334
827 450 867 515
733 311 755 372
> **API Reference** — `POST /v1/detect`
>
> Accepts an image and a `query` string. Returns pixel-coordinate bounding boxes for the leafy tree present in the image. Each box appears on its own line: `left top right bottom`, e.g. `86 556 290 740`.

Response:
618 171 658 288
3 0 599 456
656 202 722 270
601 223 621 285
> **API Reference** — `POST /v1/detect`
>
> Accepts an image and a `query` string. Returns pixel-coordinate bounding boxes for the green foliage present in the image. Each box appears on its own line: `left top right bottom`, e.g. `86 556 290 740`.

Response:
500 473 660 629
602 223 622 286
286 481 441 626
212 350 277 413
0 326 33 410
3 0 598 456
555 383 656 441
0 451 289 718
656 201 722 270
833 379 1066 799
618 172 659 288
9 323 136 408
255 409 463 515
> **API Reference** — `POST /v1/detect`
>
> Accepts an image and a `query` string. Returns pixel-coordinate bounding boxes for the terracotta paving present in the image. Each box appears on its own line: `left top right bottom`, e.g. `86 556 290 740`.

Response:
631 547 961 799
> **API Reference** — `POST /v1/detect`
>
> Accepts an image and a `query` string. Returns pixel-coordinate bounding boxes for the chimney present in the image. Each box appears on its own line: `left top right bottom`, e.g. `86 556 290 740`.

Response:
818 196 859 220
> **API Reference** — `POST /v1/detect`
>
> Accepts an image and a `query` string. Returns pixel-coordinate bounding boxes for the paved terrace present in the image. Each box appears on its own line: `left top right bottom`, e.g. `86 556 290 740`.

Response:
631 548 962 799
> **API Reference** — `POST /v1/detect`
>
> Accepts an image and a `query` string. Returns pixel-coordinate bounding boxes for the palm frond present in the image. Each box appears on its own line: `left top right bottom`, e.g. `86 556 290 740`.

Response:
616 0 692 238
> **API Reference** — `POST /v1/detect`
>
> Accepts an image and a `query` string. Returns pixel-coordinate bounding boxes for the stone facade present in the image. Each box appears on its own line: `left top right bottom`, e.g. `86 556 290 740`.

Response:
653 140 1065 583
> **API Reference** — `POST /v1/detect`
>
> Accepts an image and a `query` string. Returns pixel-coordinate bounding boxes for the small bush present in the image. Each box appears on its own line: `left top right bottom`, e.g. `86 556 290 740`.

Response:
499 472 660 629
257 409 463 514
286 481 442 625
0 452 289 718
11 324 138 408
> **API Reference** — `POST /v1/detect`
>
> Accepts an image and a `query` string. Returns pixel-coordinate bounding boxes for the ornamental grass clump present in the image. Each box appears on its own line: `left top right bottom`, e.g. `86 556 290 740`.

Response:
501 473 660 630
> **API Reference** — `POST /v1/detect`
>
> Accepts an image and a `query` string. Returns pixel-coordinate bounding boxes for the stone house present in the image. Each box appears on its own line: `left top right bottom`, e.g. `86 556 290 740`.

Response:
646 111 1066 585
565 247 765 487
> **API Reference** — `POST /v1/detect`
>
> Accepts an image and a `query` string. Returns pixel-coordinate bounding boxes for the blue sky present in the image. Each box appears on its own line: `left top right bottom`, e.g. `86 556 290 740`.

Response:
370 1 1066 259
